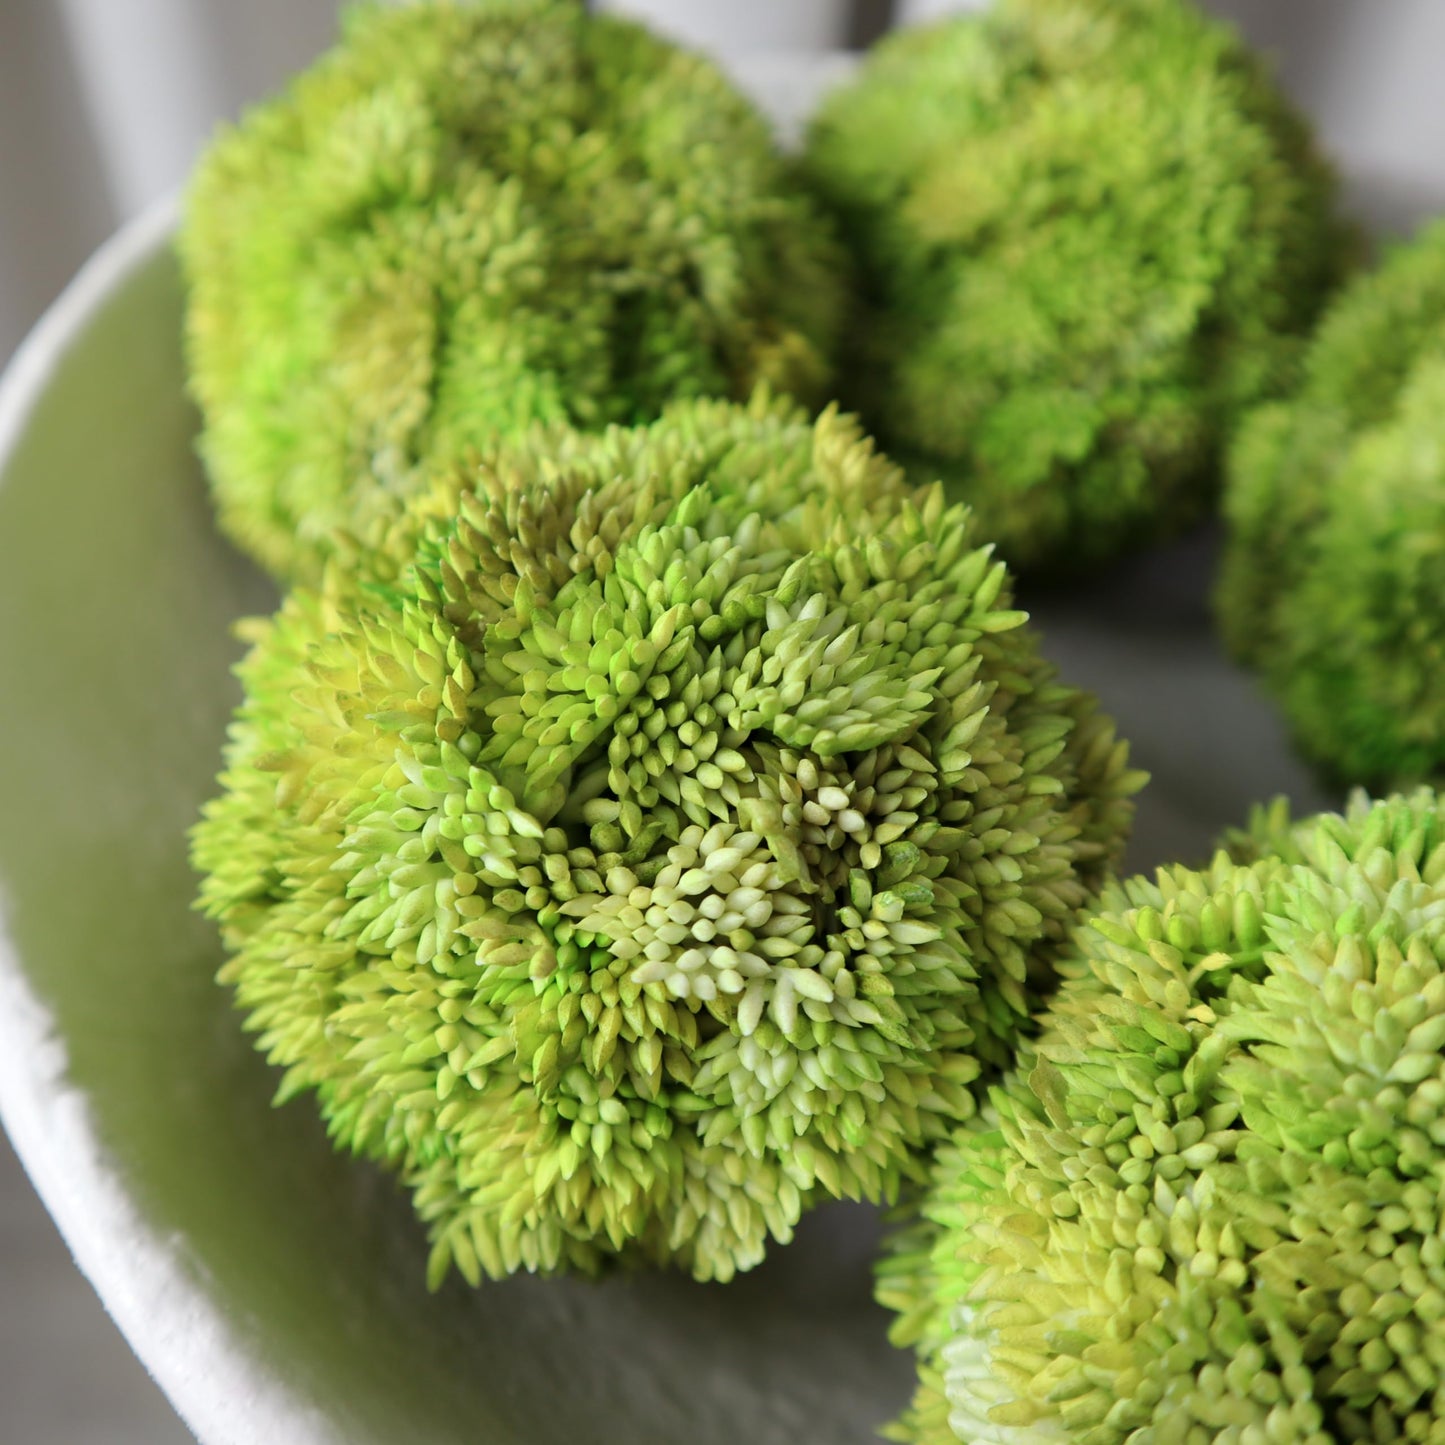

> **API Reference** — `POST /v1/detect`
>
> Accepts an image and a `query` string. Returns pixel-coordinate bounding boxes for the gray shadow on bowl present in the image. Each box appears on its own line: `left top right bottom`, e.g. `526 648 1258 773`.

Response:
1026 523 1339 876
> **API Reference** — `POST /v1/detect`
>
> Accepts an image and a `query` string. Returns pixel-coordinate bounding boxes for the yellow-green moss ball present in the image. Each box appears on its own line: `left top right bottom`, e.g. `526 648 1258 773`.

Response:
193 395 1140 1284
182 0 846 581
881 788 1445 1444
805 0 1347 572
1219 220 1445 788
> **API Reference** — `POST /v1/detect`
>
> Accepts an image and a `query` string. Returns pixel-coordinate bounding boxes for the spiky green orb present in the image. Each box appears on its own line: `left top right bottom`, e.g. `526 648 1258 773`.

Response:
1219 221 1445 789
192 395 1140 1284
880 788 1445 1445
180 0 846 583
803 0 1347 572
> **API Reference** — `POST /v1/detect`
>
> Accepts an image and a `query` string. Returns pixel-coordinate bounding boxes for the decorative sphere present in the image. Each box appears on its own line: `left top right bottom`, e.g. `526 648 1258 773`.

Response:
1220 220 1445 788
193 395 1140 1283
804 0 1347 572
181 0 846 582
881 788 1445 1445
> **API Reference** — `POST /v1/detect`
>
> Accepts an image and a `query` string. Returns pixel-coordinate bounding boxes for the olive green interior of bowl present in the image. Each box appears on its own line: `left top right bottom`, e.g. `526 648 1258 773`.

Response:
0 242 1334 1443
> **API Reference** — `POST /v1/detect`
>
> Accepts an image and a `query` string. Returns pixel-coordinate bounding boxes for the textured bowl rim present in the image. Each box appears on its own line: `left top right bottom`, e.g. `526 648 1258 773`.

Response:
0 195 341 1445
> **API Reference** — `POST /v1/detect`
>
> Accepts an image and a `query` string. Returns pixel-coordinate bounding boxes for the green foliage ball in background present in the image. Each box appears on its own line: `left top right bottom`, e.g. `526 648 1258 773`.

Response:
192 395 1140 1284
181 0 846 583
805 0 1347 572
1220 220 1445 789
879 788 1445 1445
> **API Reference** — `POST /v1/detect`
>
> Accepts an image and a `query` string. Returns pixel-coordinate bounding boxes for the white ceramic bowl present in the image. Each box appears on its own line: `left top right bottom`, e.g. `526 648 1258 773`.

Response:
0 70 1337 1445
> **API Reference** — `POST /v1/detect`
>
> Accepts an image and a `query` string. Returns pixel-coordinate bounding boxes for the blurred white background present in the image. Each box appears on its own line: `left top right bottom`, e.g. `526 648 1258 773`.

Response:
1 1 1443 1439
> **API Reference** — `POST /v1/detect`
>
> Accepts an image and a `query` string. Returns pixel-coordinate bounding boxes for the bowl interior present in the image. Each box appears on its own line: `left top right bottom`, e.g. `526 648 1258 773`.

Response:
0 236 1336 1445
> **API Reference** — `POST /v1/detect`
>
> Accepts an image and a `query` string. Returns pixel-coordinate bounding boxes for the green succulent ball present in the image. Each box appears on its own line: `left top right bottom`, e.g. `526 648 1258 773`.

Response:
1219 220 1445 789
804 0 1347 572
193 394 1140 1284
181 0 846 583
880 788 1445 1445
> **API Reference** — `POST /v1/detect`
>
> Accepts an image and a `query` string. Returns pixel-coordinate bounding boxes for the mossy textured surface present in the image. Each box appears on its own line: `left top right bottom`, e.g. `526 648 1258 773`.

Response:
181 0 845 583
1219 221 1445 789
805 0 1346 572
192 395 1139 1284
880 789 1445 1445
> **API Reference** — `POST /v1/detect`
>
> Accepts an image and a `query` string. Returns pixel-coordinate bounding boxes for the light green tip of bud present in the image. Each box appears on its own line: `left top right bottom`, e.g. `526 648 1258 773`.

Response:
804 0 1351 573
881 786 1445 1445
1219 219 1445 789
180 0 847 584
192 394 1140 1285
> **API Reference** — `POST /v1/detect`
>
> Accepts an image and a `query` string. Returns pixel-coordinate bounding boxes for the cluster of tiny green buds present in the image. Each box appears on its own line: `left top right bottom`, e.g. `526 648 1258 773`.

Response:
805 0 1348 572
181 0 846 582
193 394 1139 1285
881 788 1445 1445
1219 218 1445 788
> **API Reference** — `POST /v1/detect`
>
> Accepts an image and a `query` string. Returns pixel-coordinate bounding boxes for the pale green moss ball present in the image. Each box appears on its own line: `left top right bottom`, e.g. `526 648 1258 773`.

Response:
193 395 1140 1284
182 0 846 582
805 0 1347 572
881 788 1445 1445
1219 220 1445 788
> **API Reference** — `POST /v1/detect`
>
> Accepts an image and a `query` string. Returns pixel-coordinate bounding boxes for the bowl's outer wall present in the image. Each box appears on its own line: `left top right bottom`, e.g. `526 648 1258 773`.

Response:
0 112 1338 1445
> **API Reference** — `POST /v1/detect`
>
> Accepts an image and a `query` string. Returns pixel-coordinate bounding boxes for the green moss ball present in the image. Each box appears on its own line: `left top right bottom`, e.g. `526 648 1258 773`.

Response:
1219 221 1445 788
804 0 1346 572
192 395 1140 1284
181 0 846 583
880 788 1445 1445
